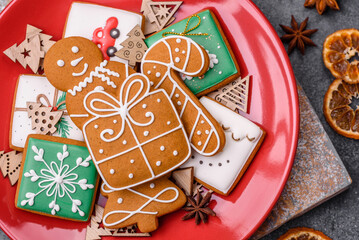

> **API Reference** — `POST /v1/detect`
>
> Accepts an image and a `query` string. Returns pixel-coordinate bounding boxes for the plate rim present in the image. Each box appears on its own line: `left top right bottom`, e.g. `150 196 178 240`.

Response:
0 0 300 239
243 0 299 237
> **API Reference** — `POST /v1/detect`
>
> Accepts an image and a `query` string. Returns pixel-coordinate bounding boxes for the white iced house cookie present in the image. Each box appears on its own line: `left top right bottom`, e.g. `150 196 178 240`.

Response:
181 97 266 196
63 2 143 62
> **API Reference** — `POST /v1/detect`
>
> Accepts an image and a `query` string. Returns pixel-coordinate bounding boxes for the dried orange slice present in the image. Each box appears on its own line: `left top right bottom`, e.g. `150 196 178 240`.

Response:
323 78 359 139
323 29 359 83
278 227 332 240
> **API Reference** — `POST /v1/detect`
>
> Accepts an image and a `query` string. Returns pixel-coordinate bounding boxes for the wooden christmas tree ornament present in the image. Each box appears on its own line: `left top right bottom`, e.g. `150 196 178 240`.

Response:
207 76 250 113
26 24 56 53
26 98 63 135
86 205 112 240
3 35 44 74
172 167 194 196
141 0 182 35
115 25 148 66
3 24 56 73
0 151 23 185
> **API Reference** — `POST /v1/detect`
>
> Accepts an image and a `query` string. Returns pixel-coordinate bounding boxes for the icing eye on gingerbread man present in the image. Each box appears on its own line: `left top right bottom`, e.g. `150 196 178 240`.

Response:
44 37 103 92
56 46 87 75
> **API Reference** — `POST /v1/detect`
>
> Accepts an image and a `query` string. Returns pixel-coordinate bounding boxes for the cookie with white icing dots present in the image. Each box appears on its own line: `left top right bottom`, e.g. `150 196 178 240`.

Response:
142 35 226 157
181 97 266 196
44 36 135 128
15 134 99 221
82 73 191 190
100 175 186 232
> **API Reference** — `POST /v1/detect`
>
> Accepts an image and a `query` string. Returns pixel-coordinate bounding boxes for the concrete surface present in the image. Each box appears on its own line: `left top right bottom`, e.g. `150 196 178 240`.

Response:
251 0 359 239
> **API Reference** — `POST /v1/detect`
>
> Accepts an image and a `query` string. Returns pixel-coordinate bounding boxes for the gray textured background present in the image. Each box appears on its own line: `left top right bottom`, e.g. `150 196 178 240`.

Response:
252 0 359 239
1 0 358 239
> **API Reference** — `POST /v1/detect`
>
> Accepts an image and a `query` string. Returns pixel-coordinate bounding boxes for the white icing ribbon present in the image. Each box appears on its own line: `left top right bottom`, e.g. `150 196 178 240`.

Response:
83 74 155 143
102 186 179 227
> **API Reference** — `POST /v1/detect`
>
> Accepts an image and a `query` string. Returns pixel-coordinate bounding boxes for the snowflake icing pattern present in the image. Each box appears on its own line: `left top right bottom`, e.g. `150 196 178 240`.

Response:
180 50 218 81
20 144 94 216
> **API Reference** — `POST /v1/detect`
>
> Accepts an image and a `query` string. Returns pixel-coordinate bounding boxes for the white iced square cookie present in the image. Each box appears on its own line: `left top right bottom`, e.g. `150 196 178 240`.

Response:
10 75 84 151
63 2 143 62
181 97 265 196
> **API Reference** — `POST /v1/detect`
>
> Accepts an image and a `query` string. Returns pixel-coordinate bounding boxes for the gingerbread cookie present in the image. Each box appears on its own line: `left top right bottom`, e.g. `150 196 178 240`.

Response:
141 35 226 156
15 134 99 221
100 175 187 232
145 10 240 96
10 74 84 151
82 73 191 190
181 97 266 196
63 2 144 61
43 36 135 128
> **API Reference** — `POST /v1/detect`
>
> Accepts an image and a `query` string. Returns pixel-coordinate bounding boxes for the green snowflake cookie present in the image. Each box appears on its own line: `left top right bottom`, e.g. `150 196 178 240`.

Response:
16 136 98 221
145 9 240 96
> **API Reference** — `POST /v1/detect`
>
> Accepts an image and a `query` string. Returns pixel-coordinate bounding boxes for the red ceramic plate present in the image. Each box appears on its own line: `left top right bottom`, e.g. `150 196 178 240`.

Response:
0 0 299 239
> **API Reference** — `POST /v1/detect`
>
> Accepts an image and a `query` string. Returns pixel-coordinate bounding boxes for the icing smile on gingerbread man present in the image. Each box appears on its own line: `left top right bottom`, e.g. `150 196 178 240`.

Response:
71 56 88 77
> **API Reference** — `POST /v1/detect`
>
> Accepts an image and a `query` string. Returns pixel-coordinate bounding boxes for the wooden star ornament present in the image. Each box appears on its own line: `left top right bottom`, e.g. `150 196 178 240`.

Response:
279 16 318 55
304 0 339 15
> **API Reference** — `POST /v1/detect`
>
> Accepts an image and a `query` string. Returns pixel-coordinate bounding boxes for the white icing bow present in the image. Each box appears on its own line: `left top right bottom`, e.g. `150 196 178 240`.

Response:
84 73 155 143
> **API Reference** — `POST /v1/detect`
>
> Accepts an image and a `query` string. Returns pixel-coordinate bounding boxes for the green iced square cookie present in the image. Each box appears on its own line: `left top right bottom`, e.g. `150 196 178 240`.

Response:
16 135 98 221
145 9 240 96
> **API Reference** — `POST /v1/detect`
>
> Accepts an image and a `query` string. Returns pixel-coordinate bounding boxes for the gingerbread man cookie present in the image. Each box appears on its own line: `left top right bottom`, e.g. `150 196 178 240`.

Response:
141 36 226 156
100 175 187 232
44 36 135 128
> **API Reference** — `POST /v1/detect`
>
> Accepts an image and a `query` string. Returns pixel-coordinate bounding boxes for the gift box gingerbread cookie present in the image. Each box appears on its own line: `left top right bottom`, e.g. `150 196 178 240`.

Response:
82 73 192 190
43 36 206 191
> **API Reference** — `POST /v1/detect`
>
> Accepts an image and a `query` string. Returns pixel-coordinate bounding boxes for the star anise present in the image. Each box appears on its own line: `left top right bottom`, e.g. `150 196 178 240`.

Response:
304 0 339 15
279 16 318 55
182 190 216 225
